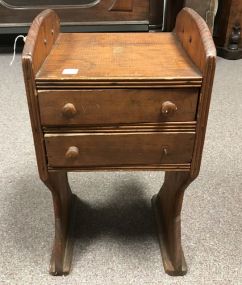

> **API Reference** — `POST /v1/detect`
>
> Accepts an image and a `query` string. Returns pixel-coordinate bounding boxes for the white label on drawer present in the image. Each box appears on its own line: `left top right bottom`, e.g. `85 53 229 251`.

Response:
62 68 79 75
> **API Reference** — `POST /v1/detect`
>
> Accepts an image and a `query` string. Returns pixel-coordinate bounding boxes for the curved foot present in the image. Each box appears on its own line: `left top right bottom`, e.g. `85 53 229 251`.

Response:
152 172 193 276
44 172 77 276
49 194 77 276
152 194 187 276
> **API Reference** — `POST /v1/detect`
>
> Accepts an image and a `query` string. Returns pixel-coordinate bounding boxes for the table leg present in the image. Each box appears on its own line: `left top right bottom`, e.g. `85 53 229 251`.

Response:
152 171 193 276
44 171 76 275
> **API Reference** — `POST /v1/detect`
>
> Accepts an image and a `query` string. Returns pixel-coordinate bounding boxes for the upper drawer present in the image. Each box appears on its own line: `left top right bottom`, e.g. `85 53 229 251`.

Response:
38 88 199 126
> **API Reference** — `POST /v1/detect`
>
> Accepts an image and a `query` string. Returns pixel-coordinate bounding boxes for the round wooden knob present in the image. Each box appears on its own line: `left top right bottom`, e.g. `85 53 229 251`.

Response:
62 103 77 118
161 101 177 116
65 146 79 159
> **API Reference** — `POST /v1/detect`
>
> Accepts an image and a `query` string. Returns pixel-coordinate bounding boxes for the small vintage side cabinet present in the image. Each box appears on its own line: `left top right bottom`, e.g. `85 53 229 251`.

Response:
22 8 216 276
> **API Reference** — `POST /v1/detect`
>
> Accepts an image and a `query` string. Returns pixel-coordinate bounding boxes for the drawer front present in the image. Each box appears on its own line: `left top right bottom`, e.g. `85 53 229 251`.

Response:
45 132 195 168
38 89 198 126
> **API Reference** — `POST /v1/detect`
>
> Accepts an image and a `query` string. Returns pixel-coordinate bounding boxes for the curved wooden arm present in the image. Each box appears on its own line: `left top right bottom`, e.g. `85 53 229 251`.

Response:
175 7 216 73
22 9 60 182
175 8 216 179
22 9 60 74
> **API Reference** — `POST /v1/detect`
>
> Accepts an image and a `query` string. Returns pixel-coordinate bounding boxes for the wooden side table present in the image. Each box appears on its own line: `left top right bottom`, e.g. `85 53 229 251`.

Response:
22 8 216 276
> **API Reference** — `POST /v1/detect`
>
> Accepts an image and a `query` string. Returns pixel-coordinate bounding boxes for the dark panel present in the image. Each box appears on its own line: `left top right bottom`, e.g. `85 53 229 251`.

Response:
163 0 184 31
1 0 96 6
213 0 232 46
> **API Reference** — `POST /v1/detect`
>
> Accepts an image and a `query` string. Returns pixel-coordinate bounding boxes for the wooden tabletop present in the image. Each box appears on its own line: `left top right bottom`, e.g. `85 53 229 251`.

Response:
36 32 202 87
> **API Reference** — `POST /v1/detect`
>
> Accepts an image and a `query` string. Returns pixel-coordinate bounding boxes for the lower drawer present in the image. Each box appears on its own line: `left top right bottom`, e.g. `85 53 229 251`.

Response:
45 132 195 168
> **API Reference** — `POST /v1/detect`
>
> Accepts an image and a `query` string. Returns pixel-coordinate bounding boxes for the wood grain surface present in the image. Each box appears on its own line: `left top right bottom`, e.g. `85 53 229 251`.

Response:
38 88 199 126
22 9 61 180
22 9 60 74
176 8 216 178
36 33 202 86
175 7 216 73
45 132 195 168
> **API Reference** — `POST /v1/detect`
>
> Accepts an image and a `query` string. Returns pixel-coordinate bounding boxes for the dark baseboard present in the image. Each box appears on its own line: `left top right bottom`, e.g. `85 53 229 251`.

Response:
217 46 242 60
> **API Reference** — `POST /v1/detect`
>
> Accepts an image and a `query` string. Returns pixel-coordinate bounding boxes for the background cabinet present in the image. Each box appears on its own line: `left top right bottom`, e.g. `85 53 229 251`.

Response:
214 0 242 59
0 0 163 33
0 0 164 51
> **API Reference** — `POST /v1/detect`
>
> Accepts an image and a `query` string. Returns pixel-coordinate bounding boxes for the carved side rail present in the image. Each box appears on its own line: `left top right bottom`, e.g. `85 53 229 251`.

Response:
175 7 216 178
22 9 59 181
